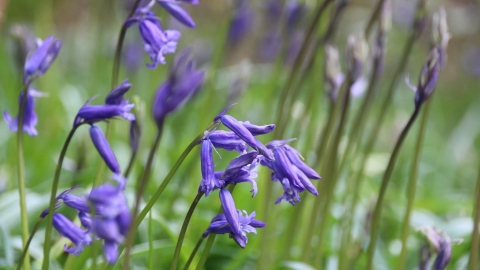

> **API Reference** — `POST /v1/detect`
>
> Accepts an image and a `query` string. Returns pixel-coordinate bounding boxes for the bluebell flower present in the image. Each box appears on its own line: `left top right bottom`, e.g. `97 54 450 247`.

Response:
92 217 123 264
418 226 451 270
262 139 320 205
227 0 254 45
216 114 274 160
152 49 204 126
157 1 196 28
126 10 181 68
52 213 92 256
199 138 223 195
202 209 265 248
219 189 241 235
40 185 81 218
105 79 132 105
3 89 44 136
75 99 135 125
241 121 275 135
24 36 62 83
216 159 259 197
206 130 247 153
89 125 121 174
221 151 258 180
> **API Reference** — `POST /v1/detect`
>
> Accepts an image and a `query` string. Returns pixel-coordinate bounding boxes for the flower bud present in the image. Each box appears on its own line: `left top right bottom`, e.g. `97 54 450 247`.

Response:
415 48 441 108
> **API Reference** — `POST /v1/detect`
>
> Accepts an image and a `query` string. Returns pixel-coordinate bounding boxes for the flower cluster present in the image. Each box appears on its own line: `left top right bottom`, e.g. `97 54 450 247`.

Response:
200 107 321 247
47 174 130 264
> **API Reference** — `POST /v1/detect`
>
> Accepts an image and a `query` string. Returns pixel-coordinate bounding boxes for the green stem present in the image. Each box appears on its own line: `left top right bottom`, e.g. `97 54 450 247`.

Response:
124 148 138 178
148 210 154 270
469 162 480 270
42 124 81 270
183 237 205 270
397 98 432 269
171 192 204 270
16 218 42 270
16 84 30 270
123 127 163 269
195 234 215 270
105 122 216 270
273 0 333 138
366 106 421 269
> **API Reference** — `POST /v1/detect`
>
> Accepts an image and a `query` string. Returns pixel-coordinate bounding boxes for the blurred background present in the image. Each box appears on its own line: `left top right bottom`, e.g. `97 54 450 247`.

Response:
1 0 480 269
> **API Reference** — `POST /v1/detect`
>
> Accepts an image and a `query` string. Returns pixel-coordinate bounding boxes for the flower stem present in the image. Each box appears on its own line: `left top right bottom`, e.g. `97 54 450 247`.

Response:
183 236 205 270
195 234 216 270
16 218 42 270
397 97 432 270
123 126 164 269
104 122 216 270
124 148 138 178
469 162 480 270
148 210 154 270
42 124 81 270
365 106 422 269
16 84 30 270
170 192 205 270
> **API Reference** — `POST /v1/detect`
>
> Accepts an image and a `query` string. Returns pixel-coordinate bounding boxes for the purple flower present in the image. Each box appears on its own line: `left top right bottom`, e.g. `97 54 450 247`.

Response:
241 121 275 136
199 139 223 195
206 130 247 153
219 189 241 235
419 227 451 270
227 0 254 45
3 89 41 136
157 1 196 28
126 11 181 68
217 114 274 160
202 209 265 248
75 100 135 125
40 185 81 218
283 145 320 179
92 217 123 264
89 125 121 174
152 49 204 126
52 213 92 256
221 151 258 180
105 79 132 105
415 48 441 108
219 160 259 197
24 36 62 83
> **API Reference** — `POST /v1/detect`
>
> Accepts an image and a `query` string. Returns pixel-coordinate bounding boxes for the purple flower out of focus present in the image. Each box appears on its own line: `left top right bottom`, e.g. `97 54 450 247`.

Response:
24 36 62 83
202 189 265 248
125 6 181 68
157 1 196 28
227 0 254 45
418 226 452 270
3 89 45 136
152 48 205 126
48 174 130 264
89 125 121 174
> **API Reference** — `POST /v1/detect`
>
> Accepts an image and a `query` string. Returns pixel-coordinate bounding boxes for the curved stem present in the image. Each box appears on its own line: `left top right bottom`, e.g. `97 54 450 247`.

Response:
16 218 42 270
42 124 81 270
469 162 480 270
16 84 30 270
124 148 138 178
183 236 205 270
123 126 163 269
366 106 421 269
195 234 215 270
148 210 154 270
171 192 204 270
397 98 432 269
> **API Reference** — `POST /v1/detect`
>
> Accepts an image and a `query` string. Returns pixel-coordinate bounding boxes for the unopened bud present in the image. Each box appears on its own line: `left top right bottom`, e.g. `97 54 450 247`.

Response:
414 48 441 108
346 34 369 81
324 45 344 101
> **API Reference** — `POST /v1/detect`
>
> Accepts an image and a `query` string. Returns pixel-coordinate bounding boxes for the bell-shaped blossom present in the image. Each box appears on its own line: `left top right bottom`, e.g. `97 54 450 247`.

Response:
40 185 81 218
414 48 441 108
199 139 224 195
221 151 258 179
89 125 121 174
3 89 43 136
217 159 259 197
206 130 247 153
217 114 274 160
283 145 320 179
126 11 181 68
105 79 132 105
75 99 135 125
219 189 241 235
241 121 275 135
418 226 451 270
157 1 196 28
202 210 265 248
152 49 204 126
24 36 62 83
52 213 92 256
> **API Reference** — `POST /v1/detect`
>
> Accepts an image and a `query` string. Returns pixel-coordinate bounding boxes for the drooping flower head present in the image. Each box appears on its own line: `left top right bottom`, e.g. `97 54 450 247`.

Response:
227 0 254 45
52 213 92 256
3 89 44 136
157 1 196 28
418 226 452 270
125 5 181 69
89 125 121 174
199 137 224 195
152 48 205 126
24 36 62 83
